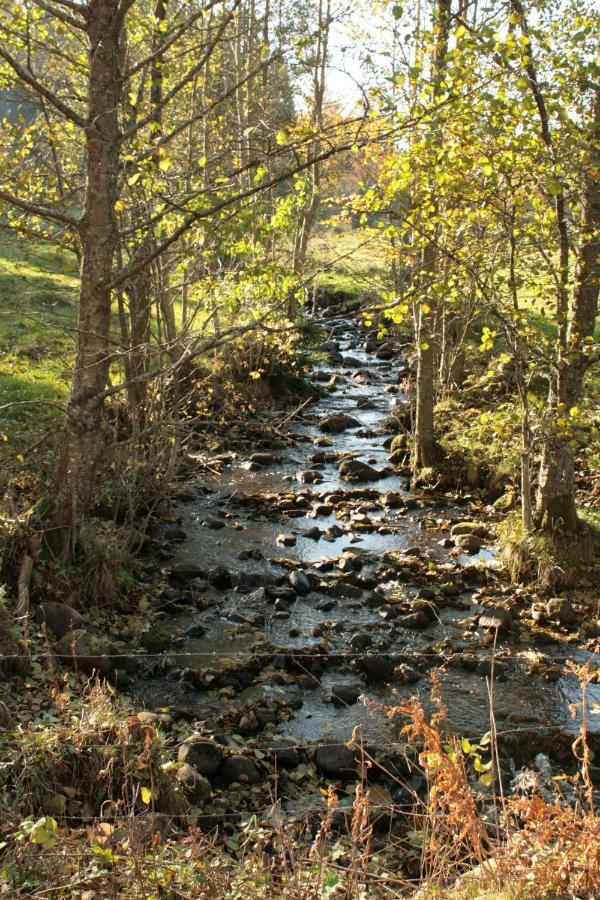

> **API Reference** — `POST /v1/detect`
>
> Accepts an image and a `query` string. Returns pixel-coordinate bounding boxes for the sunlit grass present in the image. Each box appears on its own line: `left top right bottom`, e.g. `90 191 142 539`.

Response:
308 224 392 294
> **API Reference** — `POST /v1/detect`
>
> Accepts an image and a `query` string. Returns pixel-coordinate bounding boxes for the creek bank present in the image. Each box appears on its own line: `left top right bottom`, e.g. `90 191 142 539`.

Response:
15 309 600 845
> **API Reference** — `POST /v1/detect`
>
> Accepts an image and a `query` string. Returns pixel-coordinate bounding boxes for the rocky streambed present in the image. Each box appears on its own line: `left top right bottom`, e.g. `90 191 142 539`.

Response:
101 315 600 829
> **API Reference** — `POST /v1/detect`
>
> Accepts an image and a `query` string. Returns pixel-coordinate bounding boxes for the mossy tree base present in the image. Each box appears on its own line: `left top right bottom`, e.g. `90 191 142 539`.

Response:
500 513 597 592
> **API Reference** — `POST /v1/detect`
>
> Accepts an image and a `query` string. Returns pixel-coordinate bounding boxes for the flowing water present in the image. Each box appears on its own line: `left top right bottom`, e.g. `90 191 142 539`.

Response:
134 317 599 774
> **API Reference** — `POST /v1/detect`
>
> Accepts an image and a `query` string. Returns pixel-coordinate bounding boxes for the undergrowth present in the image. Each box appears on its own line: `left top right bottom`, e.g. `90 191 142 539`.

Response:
1 675 598 898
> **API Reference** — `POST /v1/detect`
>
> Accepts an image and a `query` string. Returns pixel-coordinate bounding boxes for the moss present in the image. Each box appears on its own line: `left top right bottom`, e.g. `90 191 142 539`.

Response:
498 512 598 591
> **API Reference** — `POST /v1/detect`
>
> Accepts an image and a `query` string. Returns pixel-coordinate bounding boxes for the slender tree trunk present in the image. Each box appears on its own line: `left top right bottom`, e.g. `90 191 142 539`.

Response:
413 0 451 472
535 81 600 531
292 0 330 281
53 0 125 555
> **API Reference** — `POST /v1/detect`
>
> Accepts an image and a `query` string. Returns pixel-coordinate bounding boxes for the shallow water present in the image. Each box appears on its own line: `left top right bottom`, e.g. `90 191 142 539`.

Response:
134 319 599 759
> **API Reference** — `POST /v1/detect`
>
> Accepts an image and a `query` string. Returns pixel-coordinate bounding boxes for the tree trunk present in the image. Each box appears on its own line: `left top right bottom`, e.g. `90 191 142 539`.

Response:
535 80 600 531
53 0 124 555
412 0 450 473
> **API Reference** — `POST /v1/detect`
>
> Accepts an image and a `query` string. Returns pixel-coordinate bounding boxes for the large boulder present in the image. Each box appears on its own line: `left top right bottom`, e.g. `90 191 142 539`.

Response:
54 629 115 676
34 601 85 638
176 764 212 803
315 742 357 776
545 598 577 627
289 570 311 595
478 608 512 634
450 522 488 538
390 433 410 454
318 414 361 434
178 737 224 776
455 534 483 554
219 755 262 784
338 458 383 483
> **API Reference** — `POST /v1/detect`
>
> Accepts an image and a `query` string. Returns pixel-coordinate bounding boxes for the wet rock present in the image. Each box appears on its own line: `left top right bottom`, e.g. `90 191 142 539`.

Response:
440 581 461 597
220 755 262 784
141 625 172 653
297 469 323 484
304 526 322 540
34 601 85 638
177 764 212 803
359 654 394 681
342 355 362 367
400 611 431 630
331 683 363 705
271 739 301 769
411 599 438 621
450 521 488 537
545 598 577 627
204 515 226 530
349 632 374 651
238 548 264 561
250 452 281 466
318 413 361 434
334 581 363 599
277 533 297 547
182 623 207 639
454 534 483 554
178 737 224 776
170 562 207 581
289 570 311 595
208 566 233 589
479 608 512 634
309 503 333 517
315 742 356 776
338 458 383 482
316 599 336 612
161 525 187 543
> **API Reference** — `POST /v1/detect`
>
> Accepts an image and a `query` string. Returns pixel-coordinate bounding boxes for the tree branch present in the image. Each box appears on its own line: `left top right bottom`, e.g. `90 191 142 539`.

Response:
0 188 80 229
125 7 214 79
123 1 241 138
0 48 86 128
28 0 86 29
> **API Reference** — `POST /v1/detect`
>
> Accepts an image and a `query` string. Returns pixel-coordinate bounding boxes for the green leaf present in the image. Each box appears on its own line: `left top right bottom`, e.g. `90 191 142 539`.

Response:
30 817 58 848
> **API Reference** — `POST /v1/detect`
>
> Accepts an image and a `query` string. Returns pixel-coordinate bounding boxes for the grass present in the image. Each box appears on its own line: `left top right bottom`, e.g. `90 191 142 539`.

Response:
308 223 392 296
0 239 76 438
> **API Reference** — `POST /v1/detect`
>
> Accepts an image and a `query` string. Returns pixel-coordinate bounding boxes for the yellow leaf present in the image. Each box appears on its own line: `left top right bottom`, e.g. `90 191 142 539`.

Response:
140 787 152 805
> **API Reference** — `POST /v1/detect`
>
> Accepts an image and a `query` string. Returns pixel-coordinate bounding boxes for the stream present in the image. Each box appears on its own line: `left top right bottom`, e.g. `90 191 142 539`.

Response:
132 314 600 809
